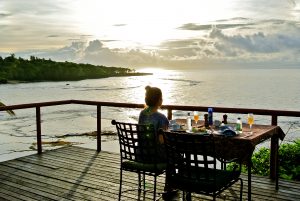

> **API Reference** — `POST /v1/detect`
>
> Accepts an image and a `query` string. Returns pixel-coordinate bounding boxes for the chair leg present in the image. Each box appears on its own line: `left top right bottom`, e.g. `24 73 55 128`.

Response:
186 192 192 201
118 169 123 201
239 178 243 201
138 172 142 191
153 176 157 201
143 172 146 191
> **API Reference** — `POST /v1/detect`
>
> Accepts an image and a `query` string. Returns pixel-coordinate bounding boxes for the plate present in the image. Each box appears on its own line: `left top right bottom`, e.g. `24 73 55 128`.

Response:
186 130 209 135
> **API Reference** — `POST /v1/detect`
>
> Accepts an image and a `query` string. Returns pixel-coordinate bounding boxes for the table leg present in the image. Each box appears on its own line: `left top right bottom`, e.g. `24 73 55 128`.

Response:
248 157 252 201
270 136 279 179
270 136 279 190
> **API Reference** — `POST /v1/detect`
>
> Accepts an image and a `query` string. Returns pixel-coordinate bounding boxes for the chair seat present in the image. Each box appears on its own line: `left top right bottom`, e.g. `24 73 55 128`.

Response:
122 160 167 174
169 167 241 193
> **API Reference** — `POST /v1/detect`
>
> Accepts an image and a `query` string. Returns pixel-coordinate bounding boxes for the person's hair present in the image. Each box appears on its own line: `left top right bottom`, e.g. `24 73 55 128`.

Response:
145 85 162 107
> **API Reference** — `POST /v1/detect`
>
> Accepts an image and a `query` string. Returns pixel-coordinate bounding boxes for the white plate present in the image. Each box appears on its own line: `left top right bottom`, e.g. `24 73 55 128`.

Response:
186 130 209 135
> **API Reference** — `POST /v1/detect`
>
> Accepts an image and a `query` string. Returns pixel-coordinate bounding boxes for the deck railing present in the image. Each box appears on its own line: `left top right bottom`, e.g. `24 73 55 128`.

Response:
1 99 300 180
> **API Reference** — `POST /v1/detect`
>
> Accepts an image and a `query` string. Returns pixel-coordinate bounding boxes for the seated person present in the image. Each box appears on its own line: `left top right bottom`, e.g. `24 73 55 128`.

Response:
139 86 177 200
139 85 169 146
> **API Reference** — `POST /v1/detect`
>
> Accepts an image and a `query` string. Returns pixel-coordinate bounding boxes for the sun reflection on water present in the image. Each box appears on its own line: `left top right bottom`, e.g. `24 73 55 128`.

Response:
129 67 180 105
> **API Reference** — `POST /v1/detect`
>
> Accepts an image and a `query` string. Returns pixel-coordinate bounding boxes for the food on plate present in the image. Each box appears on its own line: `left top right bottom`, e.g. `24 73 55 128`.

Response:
191 126 207 133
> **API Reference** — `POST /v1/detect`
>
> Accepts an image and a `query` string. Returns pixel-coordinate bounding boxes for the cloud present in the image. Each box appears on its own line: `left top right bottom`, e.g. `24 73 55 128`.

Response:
156 20 300 68
215 17 250 23
232 0 299 19
178 23 212 31
82 41 160 67
178 22 254 31
17 39 159 68
0 12 12 17
5 23 300 69
47 35 60 38
85 40 104 52
2 17 300 69
208 25 300 55
4 0 65 16
160 39 200 49
113 24 127 27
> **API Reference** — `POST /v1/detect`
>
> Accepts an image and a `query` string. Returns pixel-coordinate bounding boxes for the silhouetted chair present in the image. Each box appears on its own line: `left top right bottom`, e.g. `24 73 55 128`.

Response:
111 120 167 201
162 131 243 201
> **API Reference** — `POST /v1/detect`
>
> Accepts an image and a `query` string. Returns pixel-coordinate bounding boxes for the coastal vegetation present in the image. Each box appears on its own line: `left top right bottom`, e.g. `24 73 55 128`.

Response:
0 54 149 83
228 139 300 181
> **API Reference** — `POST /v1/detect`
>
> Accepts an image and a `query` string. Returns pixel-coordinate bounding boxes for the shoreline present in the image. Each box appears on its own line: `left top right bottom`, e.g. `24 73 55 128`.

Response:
2 72 152 85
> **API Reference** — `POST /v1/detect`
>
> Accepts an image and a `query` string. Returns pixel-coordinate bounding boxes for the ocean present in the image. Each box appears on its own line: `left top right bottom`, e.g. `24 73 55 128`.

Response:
1 68 300 161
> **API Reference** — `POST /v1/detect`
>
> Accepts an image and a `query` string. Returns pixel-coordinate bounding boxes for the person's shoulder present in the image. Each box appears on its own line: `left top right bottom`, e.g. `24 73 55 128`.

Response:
139 109 147 115
154 111 167 119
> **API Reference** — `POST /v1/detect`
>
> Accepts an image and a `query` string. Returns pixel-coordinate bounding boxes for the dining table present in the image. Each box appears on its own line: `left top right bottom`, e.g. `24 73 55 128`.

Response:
174 119 286 201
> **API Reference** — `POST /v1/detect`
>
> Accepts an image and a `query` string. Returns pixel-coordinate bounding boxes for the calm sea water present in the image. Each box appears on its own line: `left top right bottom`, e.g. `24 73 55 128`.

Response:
1 68 300 161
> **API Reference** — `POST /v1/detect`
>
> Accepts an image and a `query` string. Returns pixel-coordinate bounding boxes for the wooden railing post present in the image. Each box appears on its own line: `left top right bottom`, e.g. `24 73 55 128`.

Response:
270 115 278 181
97 105 101 152
36 107 42 154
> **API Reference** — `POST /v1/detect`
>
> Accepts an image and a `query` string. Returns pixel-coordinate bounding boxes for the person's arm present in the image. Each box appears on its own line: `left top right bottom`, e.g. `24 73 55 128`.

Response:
138 110 144 124
158 115 169 143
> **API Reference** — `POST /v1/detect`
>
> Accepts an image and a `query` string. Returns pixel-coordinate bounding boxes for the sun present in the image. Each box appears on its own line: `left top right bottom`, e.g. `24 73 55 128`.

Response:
70 0 237 49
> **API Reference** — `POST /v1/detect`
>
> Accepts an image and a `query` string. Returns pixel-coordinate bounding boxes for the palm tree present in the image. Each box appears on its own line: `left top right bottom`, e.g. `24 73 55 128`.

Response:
0 101 15 116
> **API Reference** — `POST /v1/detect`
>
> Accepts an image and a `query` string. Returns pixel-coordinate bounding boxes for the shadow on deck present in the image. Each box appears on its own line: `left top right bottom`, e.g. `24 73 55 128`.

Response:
0 146 299 201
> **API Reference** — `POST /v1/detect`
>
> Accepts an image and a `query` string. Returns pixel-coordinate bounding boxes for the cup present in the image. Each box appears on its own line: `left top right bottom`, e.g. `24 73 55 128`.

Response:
172 123 180 131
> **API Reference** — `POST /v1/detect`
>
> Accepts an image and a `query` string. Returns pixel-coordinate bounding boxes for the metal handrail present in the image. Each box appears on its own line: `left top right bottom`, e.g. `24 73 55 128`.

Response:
2 99 300 116
1 99 300 151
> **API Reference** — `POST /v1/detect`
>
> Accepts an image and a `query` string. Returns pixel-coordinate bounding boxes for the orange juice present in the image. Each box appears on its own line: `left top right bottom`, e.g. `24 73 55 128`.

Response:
248 116 254 125
194 114 199 122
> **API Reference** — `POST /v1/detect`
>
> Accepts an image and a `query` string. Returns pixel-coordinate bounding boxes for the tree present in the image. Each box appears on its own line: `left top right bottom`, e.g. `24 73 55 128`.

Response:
4 54 16 62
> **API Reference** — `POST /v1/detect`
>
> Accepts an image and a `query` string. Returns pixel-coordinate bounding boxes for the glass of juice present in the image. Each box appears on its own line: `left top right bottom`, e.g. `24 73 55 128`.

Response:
193 111 199 126
247 113 254 134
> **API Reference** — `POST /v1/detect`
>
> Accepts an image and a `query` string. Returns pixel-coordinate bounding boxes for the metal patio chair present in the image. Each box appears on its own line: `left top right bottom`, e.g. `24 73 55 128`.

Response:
162 131 243 201
111 120 167 200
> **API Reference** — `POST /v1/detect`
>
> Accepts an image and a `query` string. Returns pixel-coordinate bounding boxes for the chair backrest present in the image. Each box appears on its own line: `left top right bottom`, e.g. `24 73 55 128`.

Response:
163 131 217 183
112 120 162 164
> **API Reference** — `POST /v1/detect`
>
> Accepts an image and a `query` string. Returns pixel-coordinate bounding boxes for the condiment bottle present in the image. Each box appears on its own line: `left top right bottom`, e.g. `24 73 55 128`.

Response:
236 117 243 134
223 114 228 124
208 108 213 125
187 112 192 131
204 114 209 128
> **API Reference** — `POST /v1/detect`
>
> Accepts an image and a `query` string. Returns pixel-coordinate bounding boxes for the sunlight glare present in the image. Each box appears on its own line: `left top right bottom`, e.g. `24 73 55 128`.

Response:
131 67 177 105
70 0 237 48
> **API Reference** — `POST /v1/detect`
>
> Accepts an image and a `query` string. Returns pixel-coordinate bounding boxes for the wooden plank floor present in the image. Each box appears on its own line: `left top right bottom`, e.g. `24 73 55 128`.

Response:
0 146 299 201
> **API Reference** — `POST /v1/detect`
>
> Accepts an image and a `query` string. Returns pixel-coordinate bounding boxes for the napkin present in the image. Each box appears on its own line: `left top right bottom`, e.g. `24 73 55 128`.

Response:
219 125 236 137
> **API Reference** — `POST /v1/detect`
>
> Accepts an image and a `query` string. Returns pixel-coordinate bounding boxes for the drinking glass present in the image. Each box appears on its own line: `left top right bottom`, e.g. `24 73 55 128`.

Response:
193 111 199 126
247 113 254 134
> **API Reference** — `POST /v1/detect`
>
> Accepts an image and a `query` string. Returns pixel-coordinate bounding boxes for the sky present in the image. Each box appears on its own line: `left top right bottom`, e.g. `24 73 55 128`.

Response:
1 0 300 70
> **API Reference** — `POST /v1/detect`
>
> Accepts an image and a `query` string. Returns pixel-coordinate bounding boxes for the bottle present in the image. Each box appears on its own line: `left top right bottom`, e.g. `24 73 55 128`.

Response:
187 112 192 131
223 114 228 124
204 114 209 128
208 108 213 125
236 117 243 134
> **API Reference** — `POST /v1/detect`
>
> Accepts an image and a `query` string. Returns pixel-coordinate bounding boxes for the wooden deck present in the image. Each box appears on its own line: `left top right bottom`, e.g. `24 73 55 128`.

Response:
0 146 299 201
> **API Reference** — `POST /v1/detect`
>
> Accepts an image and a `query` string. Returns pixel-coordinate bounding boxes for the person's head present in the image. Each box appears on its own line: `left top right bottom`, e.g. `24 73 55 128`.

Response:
144 85 163 107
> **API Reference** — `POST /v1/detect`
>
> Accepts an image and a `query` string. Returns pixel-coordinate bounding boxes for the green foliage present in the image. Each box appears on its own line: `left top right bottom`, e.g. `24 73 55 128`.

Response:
0 55 147 83
251 147 270 176
227 139 300 181
278 140 300 180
